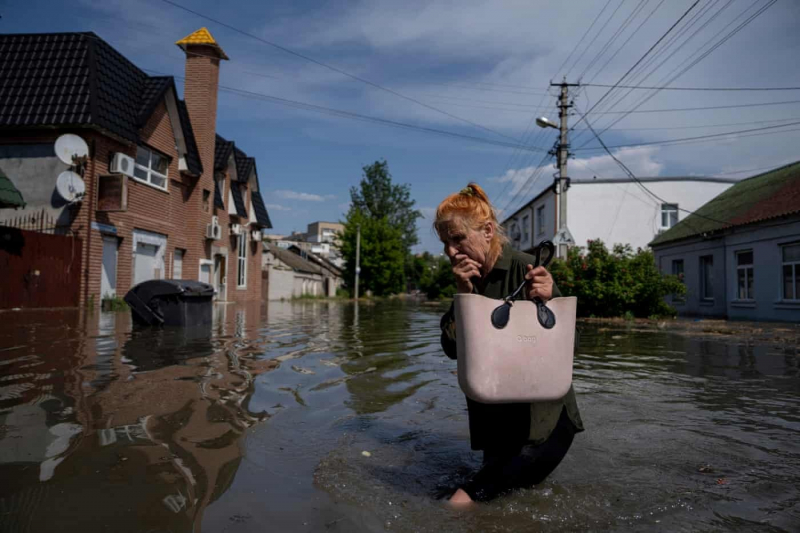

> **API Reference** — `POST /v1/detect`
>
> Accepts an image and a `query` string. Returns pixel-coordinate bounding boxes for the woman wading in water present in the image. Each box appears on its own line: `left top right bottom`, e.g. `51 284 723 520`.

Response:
436 183 584 504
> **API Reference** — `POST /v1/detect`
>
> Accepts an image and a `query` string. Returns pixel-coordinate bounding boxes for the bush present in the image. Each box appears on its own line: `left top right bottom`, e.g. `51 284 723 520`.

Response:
549 240 685 318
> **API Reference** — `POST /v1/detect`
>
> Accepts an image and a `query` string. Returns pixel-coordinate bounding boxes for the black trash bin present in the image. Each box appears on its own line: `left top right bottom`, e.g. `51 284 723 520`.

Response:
124 280 215 327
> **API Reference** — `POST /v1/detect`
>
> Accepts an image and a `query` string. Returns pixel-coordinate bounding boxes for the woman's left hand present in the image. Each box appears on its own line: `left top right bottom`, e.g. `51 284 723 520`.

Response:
525 265 553 301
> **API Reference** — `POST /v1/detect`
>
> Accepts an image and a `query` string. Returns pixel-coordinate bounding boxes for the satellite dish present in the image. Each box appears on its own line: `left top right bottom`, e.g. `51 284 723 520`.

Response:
55 134 89 165
56 171 86 202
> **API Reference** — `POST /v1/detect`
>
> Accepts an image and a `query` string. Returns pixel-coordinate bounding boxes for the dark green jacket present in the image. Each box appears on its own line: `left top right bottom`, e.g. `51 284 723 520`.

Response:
440 244 584 450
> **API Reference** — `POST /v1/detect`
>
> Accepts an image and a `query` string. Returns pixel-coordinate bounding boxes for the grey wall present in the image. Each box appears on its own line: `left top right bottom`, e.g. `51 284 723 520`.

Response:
655 216 800 322
656 238 728 318
0 144 72 226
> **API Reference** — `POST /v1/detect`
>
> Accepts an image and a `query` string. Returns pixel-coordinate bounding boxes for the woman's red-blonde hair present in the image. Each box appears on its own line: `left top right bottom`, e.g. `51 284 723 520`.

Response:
434 182 507 257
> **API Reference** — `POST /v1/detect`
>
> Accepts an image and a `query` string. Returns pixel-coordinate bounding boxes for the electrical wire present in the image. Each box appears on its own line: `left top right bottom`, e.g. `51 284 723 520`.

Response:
578 0 650 81
576 0 778 148
157 0 520 143
143 68 549 154
566 0 629 79
572 0 702 130
586 98 800 113
554 0 615 80
583 83 800 91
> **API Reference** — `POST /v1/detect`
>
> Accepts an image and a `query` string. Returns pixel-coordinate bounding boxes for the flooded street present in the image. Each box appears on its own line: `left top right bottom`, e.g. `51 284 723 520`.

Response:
1 301 798 532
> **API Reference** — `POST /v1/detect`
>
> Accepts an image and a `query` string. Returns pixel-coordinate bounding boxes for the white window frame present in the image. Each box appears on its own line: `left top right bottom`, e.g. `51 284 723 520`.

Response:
700 255 714 301
133 146 169 191
735 250 754 301
660 203 679 230
536 205 545 236
237 233 247 289
781 242 800 301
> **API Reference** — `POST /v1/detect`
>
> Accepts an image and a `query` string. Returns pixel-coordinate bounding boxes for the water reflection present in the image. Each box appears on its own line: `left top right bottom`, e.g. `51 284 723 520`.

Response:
0 303 274 532
2 303 799 532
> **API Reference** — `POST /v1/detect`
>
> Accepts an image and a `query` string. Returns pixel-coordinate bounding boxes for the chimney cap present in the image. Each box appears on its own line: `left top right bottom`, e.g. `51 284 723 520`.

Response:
176 27 229 60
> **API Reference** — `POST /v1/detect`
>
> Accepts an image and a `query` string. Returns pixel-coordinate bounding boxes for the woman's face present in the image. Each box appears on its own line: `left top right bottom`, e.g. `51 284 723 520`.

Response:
440 216 493 266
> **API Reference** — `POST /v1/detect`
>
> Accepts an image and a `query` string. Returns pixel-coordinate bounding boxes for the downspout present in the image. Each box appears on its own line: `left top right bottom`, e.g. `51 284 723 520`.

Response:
83 35 99 310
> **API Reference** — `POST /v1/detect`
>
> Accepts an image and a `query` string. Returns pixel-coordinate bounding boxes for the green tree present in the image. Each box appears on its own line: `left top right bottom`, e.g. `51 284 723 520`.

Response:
349 160 421 254
339 209 406 297
549 239 685 318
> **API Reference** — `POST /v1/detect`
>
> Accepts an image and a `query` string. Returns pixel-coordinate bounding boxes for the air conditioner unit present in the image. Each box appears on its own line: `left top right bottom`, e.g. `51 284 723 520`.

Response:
110 152 136 178
251 230 262 242
230 223 242 236
211 215 219 226
206 221 222 240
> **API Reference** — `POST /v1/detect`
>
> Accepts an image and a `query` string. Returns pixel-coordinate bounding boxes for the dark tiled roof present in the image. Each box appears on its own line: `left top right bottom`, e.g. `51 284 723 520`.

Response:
230 182 247 218
214 134 234 171
138 76 172 125
214 178 224 209
233 147 254 182
267 244 321 275
251 190 272 228
651 161 800 246
176 99 202 176
0 32 202 175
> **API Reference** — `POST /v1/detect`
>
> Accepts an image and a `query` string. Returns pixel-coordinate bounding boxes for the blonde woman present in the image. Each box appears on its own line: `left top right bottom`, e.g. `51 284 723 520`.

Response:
435 183 584 504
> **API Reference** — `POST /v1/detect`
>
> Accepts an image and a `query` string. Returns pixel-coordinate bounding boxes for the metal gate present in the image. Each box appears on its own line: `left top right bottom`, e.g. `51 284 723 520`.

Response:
0 226 83 308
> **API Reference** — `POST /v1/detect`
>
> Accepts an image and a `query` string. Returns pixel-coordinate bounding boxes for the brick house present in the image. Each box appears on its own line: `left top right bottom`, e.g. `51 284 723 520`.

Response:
0 29 272 307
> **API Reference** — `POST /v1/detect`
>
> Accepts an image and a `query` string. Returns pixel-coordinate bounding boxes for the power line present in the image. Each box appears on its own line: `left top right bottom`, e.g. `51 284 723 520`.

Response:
576 0 778 147
143 68 548 154
566 0 629 79
572 116 800 131
573 0 702 130
573 120 800 151
157 0 519 143
554 0 614 79
578 0 650 81
584 98 800 114
576 108 730 227
585 0 668 83
583 83 800 91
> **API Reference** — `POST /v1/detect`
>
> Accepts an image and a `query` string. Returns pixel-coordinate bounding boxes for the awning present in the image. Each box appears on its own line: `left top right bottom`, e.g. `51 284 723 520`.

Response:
0 170 25 209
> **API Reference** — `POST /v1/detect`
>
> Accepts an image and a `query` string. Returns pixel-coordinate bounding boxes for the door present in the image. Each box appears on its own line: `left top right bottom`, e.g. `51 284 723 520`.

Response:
134 243 159 285
214 255 227 301
101 237 118 298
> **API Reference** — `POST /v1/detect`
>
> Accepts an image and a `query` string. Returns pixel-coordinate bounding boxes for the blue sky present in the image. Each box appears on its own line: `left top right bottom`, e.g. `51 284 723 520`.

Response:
4 0 800 252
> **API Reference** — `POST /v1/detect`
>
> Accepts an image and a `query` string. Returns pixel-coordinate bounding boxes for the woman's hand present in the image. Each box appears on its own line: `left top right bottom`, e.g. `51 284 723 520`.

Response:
525 265 553 301
452 254 482 294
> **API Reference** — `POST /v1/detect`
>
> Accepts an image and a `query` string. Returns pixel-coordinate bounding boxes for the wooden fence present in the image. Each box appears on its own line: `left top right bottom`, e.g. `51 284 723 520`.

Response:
0 226 83 308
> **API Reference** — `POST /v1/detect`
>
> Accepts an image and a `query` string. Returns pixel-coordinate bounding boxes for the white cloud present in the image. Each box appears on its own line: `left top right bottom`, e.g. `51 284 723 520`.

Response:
265 204 291 211
274 190 334 201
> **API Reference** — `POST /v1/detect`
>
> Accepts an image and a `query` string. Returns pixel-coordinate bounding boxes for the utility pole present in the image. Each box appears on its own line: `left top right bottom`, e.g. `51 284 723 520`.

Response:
354 223 361 300
550 80 579 258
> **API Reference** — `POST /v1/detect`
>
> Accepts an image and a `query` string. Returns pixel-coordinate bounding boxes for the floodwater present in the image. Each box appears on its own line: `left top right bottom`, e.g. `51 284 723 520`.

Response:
0 301 798 532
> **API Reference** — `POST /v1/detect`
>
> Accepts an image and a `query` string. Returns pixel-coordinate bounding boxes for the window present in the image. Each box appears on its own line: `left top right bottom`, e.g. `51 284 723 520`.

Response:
661 204 678 230
133 146 169 190
782 243 800 300
700 255 714 301
237 233 247 288
536 206 545 235
173 249 184 280
671 259 684 302
522 215 530 242
736 250 754 300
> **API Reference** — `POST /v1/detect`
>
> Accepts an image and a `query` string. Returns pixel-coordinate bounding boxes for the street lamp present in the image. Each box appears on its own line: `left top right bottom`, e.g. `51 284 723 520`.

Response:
536 116 558 129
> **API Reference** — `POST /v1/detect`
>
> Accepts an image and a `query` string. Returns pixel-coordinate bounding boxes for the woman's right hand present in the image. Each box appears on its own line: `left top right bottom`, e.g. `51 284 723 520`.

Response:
452 254 482 293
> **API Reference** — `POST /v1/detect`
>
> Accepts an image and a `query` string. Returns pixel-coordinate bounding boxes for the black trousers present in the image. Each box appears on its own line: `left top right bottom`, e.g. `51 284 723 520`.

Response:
461 408 577 502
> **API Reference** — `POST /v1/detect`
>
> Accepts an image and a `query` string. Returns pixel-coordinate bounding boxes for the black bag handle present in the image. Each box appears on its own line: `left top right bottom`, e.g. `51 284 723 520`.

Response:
491 241 556 330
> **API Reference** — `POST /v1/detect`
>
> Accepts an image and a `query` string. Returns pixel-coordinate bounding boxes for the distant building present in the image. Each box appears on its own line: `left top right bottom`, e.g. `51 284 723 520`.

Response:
272 221 345 267
262 242 342 299
651 162 800 322
501 176 737 255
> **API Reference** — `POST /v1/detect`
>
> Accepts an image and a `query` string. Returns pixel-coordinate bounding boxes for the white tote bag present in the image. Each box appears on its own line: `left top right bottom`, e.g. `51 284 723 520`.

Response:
453 241 577 403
